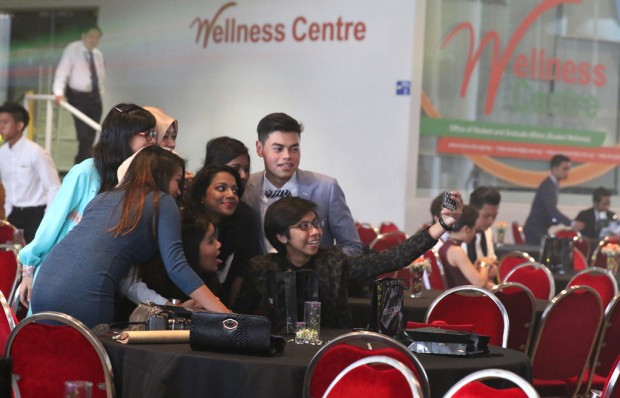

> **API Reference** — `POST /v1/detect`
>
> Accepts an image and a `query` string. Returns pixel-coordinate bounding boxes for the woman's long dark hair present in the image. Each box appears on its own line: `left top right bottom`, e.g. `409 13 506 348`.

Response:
109 146 185 237
93 103 155 193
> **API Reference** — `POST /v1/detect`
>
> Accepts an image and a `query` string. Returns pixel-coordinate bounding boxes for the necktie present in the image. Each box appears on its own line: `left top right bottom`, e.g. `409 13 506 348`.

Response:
480 232 488 256
467 238 477 263
88 51 99 95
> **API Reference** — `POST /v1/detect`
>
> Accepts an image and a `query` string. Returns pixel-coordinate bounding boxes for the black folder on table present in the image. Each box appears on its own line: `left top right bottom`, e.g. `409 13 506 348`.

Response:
401 327 490 356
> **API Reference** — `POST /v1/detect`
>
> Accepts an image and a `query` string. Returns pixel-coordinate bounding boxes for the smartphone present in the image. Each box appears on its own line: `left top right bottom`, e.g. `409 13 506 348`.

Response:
442 191 457 211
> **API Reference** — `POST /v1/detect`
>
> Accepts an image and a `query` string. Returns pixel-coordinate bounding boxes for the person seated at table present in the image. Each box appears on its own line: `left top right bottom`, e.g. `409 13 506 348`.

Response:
141 214 222 301
201 137 262 305
30 146 229 328
234 194 463 327
464 186 500 262
574 186 617 240
438 205 497 289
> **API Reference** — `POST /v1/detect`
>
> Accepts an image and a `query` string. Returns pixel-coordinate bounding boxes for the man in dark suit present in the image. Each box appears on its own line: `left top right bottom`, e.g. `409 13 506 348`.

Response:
523 154 574 245
575 187 617 239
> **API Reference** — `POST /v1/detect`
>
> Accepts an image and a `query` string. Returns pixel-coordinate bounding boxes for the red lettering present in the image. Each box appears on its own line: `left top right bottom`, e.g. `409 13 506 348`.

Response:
213 25 224 43
292 16 307 41
577 62 590 85
354 23 366 40
250 24 260 42
514 54 529 78
190 2 237 48
593 64 606 86
441 0 582 114
274 23 286 42
562 60 576 83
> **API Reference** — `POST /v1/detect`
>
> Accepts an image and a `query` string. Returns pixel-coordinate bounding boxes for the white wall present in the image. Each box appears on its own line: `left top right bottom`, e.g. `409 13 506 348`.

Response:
3 0 423 229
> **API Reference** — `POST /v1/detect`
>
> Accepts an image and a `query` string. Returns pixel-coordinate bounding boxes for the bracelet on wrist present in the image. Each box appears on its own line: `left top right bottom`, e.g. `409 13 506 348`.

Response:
22 265 35 278
438 216 455 231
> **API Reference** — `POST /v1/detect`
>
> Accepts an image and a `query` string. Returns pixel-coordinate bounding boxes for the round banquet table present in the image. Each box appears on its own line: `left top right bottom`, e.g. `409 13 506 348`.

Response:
101 329 532 398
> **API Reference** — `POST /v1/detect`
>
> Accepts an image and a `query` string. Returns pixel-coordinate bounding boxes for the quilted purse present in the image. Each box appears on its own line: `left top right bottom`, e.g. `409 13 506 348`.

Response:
189 312 285 356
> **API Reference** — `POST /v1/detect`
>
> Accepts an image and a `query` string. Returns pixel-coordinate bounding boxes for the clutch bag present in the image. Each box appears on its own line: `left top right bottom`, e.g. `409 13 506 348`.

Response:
189 312 285 356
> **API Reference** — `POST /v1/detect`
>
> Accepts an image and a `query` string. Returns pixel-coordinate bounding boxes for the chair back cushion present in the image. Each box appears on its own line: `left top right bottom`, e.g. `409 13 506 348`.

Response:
498 253 532 282
310 344 421 398
595 296 620 379
370 232 407 253
426 291 505 347
505 266 551 300
531 287 603 380
493 284 535 353
448 380 530 398
0 223 15 245
10 323 107 398
0 250 18 300
356 224 378 247
568 272 617 309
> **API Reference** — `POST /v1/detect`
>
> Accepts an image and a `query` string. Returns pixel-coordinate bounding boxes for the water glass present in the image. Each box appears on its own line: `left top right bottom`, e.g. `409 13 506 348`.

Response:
64 381 93 398
303 301 321 345
294 321 307 344
13 229 25 251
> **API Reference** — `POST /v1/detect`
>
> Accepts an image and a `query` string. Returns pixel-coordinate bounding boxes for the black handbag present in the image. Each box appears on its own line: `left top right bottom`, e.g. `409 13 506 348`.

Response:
189 311 285 356
369 277 405 337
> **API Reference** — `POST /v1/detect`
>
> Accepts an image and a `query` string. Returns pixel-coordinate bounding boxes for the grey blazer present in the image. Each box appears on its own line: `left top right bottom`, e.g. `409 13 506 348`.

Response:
242 169 363 256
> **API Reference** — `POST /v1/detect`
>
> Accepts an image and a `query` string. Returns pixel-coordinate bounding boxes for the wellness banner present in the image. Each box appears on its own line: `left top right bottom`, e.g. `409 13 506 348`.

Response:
419 0 620 188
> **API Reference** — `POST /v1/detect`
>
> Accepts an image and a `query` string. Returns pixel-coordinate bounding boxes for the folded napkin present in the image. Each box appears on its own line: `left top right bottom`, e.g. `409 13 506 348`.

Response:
113 330 190 344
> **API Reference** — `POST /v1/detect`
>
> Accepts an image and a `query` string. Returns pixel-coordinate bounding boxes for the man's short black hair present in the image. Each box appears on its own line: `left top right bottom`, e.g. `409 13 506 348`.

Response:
0 102 29 131
469 186 501 210
257 113 303 144
550 154 570 168
593 187 611 204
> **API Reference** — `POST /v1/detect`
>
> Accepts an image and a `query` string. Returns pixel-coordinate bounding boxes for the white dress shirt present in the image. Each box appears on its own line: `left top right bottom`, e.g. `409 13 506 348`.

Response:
0 136 61 216
53 40 105 96
461 228 496 261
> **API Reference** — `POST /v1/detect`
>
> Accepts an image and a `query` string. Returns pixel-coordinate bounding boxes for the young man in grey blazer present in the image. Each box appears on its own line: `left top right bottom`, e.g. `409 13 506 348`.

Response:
242 112 363 256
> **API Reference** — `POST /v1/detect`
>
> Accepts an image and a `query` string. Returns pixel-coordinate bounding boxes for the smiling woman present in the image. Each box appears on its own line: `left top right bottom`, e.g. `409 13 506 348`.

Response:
234 195 464 327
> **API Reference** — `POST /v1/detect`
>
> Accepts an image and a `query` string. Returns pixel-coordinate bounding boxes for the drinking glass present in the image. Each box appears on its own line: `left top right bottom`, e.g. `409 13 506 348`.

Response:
13 229 25 251
64 381 93 398
303 301 321 345
294 321 307 344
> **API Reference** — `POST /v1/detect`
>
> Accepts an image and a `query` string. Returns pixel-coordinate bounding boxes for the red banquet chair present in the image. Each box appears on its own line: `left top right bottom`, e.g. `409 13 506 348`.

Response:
0 246 20 304
595 355 620 398
512 222 525 244
581 294 620 396
302 330 430 398
425 285 509 347
443 368 540 398
4 311 115 398
591 236 620 269
356 222 378 248
0 221 16 245
504 262 555 301
574 247 589 271
491 282 536 354
378 221 400 234
320 355 423 398
369 231 408 252
423 249 447 291
0 291 16 357
529 285 604 397
498 251 535 283
567 268 618 310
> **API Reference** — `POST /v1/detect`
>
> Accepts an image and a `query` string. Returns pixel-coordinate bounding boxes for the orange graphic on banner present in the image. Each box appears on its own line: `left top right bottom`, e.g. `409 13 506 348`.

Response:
421 92 618 188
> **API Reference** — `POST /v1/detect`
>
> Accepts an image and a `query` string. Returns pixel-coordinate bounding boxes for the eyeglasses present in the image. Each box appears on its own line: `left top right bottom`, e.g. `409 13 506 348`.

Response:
135 129 157 143
289 219 324 232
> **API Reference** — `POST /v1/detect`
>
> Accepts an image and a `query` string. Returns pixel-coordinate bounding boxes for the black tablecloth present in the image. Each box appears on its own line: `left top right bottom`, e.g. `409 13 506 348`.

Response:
102 329 531 398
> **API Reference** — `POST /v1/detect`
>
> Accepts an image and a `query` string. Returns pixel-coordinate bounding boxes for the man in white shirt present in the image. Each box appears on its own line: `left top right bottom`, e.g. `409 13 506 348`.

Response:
0 102 60 242
53 25 105 164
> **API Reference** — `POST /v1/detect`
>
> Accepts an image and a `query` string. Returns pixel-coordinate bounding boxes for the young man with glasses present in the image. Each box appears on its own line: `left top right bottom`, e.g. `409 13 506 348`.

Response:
242 112 363 256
